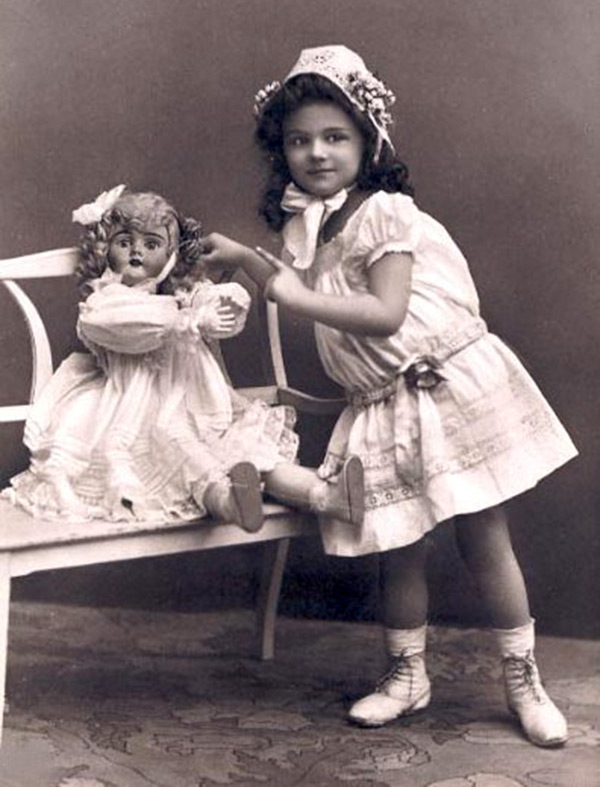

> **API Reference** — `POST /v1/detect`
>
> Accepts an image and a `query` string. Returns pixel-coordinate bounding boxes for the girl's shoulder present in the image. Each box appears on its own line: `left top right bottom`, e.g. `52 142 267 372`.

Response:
359 189 419 222
347 190 422 252
323 190 418 248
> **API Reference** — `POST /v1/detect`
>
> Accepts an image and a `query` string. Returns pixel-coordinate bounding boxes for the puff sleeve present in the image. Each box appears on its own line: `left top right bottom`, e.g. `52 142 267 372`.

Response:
355 192 422 268
188 281 251 339
77 283 180 354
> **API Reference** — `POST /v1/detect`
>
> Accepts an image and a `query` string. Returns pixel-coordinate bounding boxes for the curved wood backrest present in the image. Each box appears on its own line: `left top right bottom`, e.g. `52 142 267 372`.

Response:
0 247 345 430
0 248 79 424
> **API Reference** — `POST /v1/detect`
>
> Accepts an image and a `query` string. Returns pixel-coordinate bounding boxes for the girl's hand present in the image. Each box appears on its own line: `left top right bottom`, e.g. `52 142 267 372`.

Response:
201 233 277 289
202 233 249 271
255 247 308 308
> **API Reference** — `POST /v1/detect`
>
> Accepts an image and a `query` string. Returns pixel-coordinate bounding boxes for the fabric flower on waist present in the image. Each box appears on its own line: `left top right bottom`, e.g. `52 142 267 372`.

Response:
400 355 446 391
281 182 349 270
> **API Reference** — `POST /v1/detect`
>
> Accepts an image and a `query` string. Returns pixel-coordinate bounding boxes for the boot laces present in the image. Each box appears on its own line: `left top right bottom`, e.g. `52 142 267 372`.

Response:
504 651 546 704
376 652 419 694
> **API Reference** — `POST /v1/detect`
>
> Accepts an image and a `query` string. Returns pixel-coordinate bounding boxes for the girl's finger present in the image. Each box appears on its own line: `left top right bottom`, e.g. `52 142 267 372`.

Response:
255 246 284 270
263 273 278 301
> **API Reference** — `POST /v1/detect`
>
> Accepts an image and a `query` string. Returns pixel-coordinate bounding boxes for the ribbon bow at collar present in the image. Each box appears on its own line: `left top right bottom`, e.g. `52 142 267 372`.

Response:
281 183 349 270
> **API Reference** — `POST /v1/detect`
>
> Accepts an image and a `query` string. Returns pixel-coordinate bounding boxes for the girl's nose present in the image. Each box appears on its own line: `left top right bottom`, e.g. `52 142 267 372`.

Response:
310 139 327 158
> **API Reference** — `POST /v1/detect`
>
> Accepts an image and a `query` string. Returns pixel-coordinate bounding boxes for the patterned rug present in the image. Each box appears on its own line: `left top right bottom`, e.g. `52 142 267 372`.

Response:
1 602 598 786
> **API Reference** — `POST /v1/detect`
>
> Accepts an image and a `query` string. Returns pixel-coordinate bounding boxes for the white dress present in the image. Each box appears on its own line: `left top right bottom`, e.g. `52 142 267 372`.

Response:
5 273 298 522
283 191 578 556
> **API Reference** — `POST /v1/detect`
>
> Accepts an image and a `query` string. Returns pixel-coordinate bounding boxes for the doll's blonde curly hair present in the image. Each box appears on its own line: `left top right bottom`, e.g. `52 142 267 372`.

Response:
75 190 205 298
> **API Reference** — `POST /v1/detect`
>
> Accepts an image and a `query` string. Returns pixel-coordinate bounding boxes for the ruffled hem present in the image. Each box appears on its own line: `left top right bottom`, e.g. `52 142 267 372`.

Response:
3 471 204 524
7 399 298 525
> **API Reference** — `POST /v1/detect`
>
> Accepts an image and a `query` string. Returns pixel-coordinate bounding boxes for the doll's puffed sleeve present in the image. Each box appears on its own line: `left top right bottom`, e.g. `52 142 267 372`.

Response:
78 283 180 354
188 281 251 339
356 192 422 269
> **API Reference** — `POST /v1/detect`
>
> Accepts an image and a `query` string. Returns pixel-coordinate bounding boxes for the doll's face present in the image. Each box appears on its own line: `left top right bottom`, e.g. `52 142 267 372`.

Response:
108 224 171 286
283 100 365 198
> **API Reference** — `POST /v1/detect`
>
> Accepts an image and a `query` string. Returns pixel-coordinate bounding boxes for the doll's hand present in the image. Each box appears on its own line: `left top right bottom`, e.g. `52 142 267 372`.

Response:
255 247 309 308
194 299 239 338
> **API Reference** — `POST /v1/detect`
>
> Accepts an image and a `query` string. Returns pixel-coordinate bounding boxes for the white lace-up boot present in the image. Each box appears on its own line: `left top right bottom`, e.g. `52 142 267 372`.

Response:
348 624 431 727
495 619 568 747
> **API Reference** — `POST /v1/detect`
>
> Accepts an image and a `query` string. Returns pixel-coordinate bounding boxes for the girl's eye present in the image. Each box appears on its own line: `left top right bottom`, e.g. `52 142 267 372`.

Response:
145 241 159 251
326 133 347 143
287 136 307 147
118 239 130 248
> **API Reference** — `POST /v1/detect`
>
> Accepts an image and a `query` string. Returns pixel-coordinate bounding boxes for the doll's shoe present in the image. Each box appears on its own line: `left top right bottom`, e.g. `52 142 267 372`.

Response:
348 653 431 727
503 653 568 747
228 462 264 533
310 455 365 527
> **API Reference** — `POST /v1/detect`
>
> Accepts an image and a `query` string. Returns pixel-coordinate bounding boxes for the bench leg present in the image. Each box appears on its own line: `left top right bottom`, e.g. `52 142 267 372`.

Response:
0 555 10 747
256 538 290 661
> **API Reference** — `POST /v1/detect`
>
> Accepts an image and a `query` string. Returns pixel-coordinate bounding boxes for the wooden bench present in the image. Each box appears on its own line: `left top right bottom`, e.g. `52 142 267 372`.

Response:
0 247 344 745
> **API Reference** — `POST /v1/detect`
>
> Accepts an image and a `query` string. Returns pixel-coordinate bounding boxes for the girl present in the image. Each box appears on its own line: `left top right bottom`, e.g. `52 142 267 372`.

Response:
4 186 364 533
201 45 578 746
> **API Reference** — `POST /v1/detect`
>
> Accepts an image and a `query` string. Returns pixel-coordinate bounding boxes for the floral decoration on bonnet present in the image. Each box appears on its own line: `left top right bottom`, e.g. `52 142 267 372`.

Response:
253 72 395 130
253 82 282 117
346 71 395 131
252 46 396 157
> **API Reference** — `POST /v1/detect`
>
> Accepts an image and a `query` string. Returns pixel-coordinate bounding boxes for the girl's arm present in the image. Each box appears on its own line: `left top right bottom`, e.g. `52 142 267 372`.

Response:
257 248 413 337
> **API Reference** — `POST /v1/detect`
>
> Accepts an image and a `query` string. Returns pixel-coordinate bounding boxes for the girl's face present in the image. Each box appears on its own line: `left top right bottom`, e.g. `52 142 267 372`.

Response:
108 225 171 286
283 101 365 198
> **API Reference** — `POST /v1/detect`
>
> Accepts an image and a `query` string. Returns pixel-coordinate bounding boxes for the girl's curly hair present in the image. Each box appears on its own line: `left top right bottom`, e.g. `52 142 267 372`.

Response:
75 191 205 298
254 74 414 231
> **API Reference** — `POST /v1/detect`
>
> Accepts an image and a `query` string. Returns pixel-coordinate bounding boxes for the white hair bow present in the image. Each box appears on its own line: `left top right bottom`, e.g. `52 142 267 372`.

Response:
72 184 126 226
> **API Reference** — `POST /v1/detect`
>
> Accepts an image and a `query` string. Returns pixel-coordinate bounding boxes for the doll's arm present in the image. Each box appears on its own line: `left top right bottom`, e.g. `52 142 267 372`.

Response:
77 285 180 354
187 281 251 339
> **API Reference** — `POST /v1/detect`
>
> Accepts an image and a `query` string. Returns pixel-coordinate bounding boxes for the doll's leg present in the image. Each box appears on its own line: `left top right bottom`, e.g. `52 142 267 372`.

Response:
455 506 567 747
349 539 431 726
203 462 264 533
263 457 364 527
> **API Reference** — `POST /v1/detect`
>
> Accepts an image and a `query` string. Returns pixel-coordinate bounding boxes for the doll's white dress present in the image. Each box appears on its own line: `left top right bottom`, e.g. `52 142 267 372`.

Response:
5 272 298 522
283 191 577 556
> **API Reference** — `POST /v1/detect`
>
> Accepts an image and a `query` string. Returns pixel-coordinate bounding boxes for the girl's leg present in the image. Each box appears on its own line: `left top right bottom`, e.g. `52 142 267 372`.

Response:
455 506 567 747
381 537 429 630
454 505 530 629
348 539 431 727
263 458 364 527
